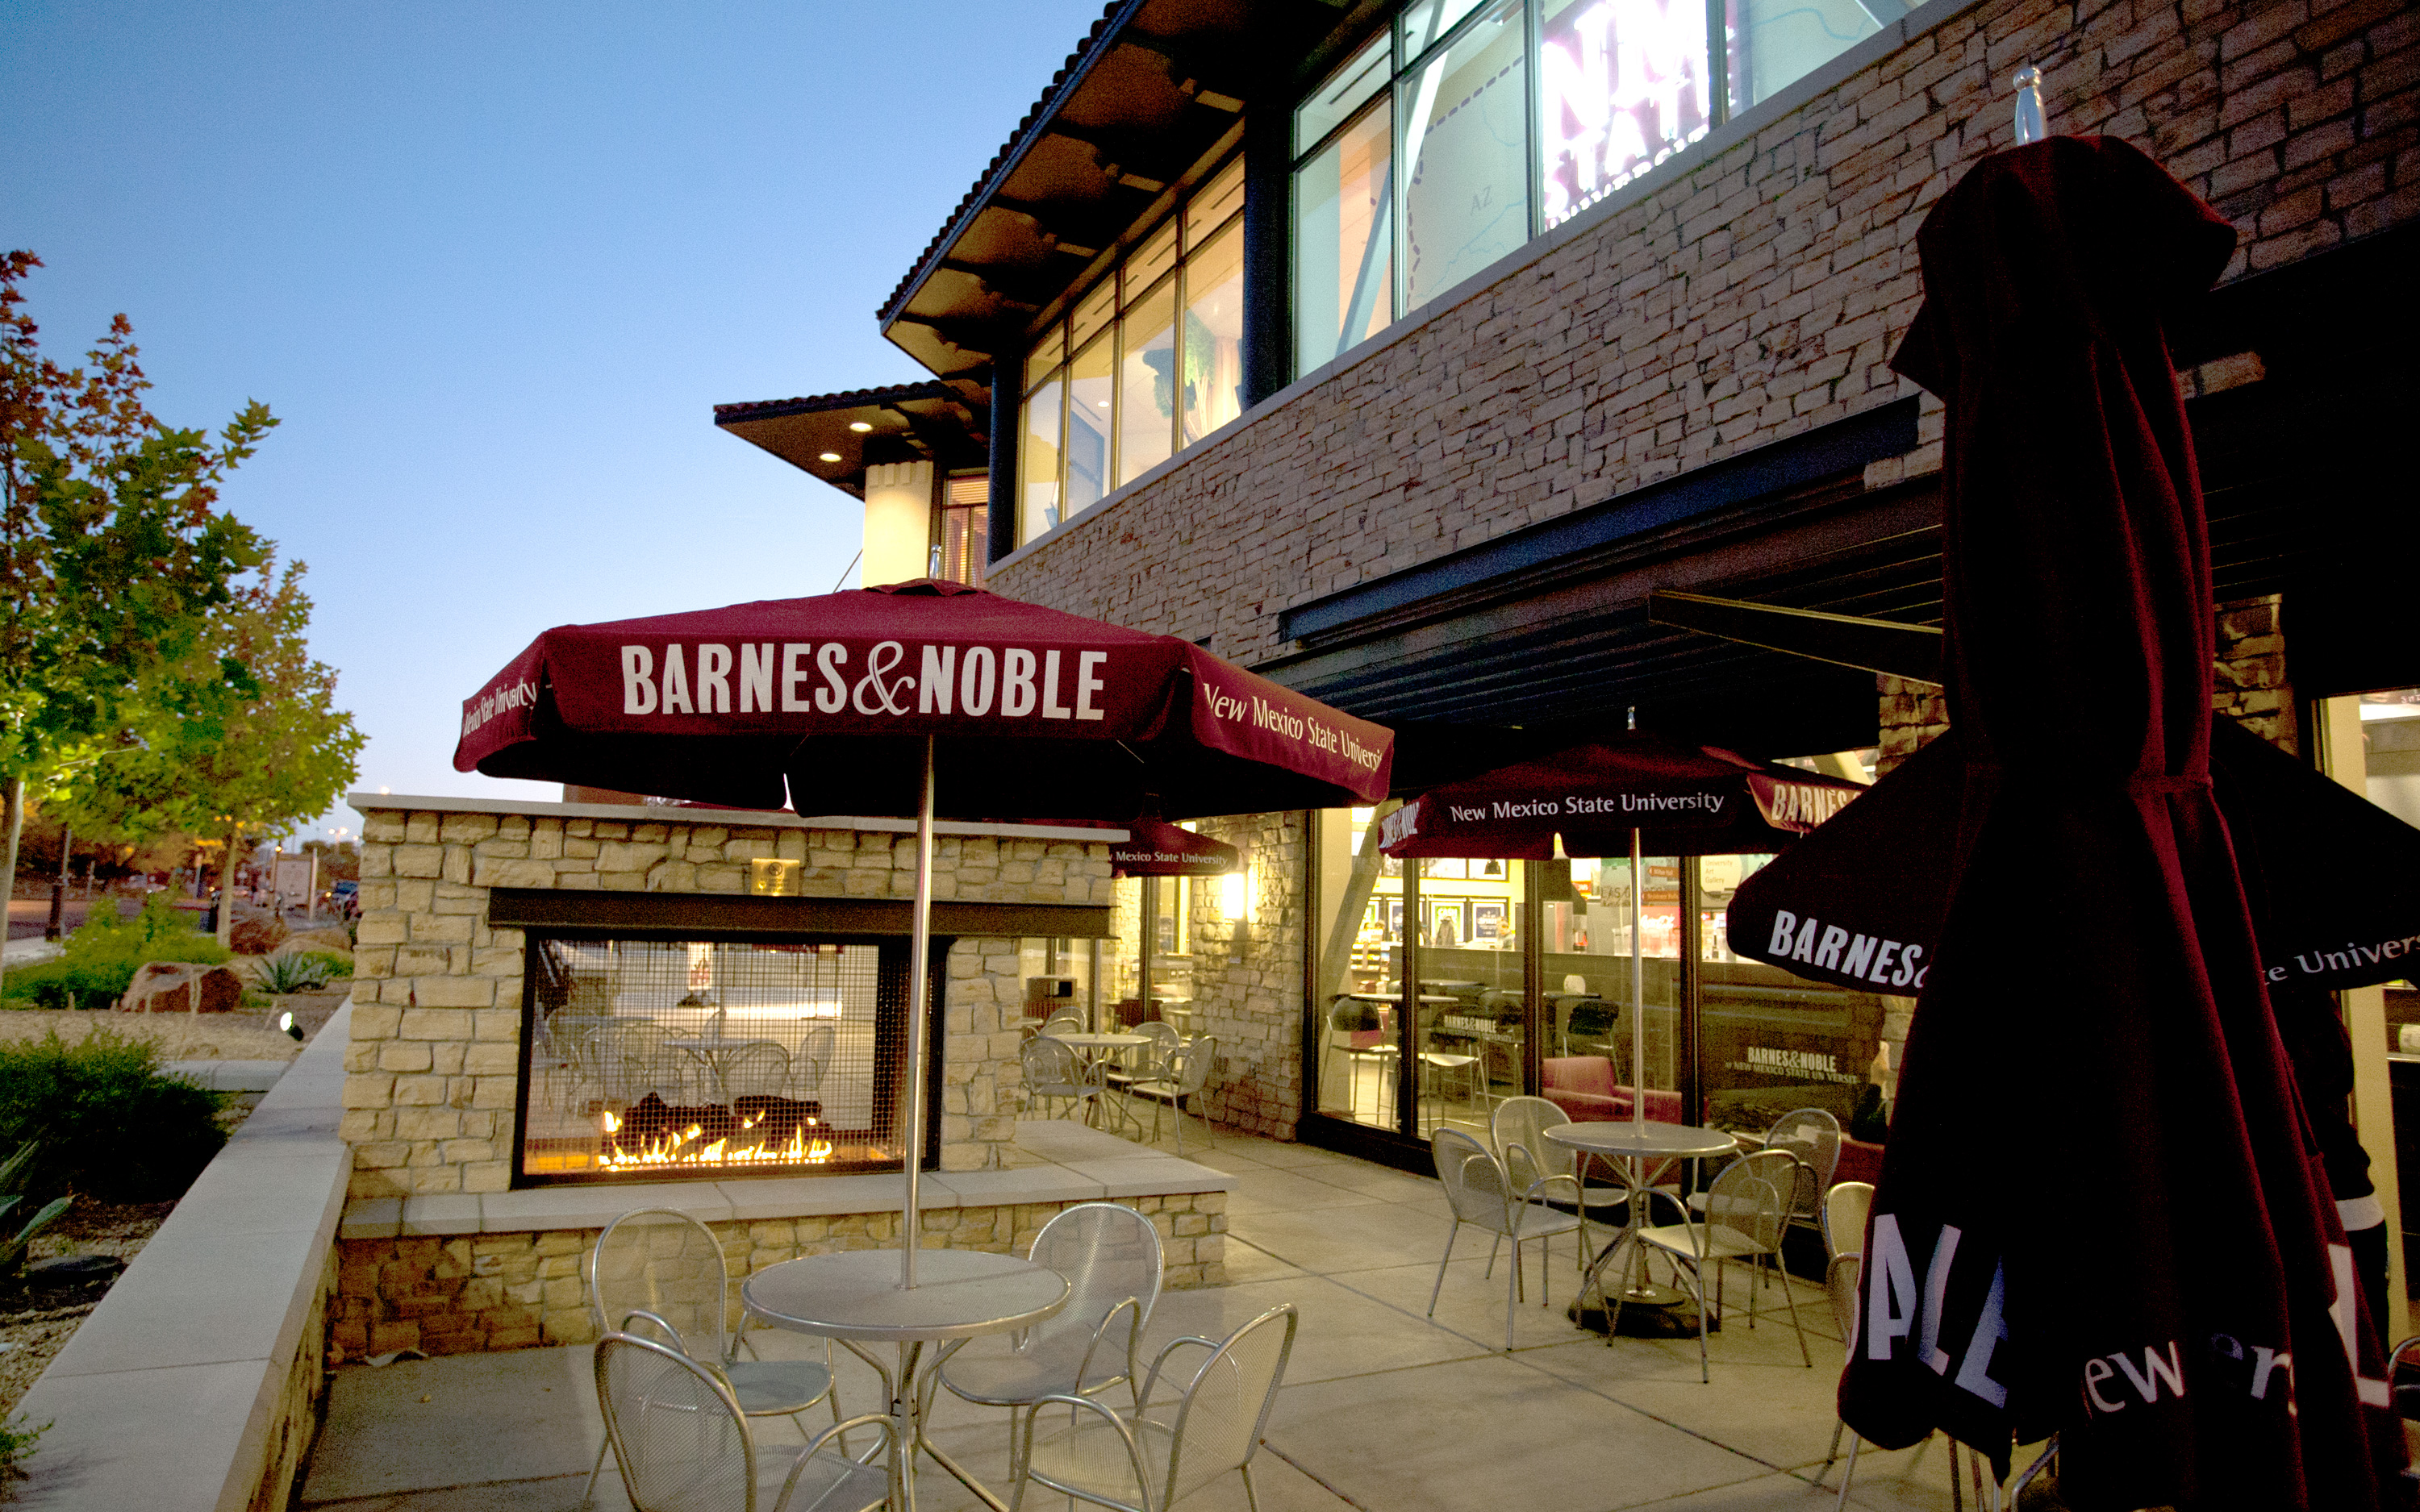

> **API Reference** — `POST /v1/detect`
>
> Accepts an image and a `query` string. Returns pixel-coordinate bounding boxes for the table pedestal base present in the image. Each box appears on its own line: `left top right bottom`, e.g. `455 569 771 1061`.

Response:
844 1337 1015 1512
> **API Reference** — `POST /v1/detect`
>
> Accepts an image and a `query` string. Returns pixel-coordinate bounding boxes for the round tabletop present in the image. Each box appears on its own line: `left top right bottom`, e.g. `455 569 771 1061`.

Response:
1046 1031 1152 1048
742 1249 1070 1343
1542 1121 1738 1160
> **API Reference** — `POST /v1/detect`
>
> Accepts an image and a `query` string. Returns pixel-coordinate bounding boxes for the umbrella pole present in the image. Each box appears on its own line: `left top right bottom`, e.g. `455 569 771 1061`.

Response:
900 734 937 1289
1631 830 1645 1130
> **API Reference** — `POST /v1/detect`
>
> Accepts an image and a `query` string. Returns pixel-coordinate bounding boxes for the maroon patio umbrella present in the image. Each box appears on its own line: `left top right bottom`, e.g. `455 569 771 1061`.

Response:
1803 139 2400 1507
1729 717 2420 999
455 580 1393 1285
1053 817 1239 879
1379 735 1865 1128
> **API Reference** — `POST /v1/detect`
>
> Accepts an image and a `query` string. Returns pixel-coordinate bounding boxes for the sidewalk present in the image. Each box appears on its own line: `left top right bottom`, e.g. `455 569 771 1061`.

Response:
298 1122 1992 1512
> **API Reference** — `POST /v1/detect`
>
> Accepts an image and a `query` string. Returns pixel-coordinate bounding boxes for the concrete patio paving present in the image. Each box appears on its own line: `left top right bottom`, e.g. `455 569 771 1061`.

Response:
297 1123 2003 1512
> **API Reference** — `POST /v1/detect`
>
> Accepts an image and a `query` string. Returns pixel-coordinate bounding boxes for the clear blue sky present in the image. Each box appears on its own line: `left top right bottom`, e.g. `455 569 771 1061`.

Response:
2 0 1103 843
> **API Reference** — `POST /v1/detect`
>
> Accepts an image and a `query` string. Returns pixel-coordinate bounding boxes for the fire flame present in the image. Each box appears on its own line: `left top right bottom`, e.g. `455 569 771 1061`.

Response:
596 1106 835 1169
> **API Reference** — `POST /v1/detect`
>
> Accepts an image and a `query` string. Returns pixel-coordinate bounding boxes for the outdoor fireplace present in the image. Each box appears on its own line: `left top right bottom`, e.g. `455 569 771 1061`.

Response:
513 932 931 1185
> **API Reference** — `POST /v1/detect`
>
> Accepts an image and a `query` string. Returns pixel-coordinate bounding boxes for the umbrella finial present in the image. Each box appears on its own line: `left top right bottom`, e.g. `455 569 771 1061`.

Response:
2013 65 2047 144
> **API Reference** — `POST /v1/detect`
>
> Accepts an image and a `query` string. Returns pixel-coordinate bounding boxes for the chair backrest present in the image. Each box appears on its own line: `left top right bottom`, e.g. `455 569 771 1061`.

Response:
1041 1013 1084 1036
720 1042 789 1102
588 1208 736 1364
1700 1149 1796 1255
1328 997 1384 1041
1823 1181 1874 1260
594 1331 755 1512
1825 1252 1861 1339
1164 1304 1299 1506
1022 1035 1083 1087
1763 1107 1842 1217
1133 1020 1180 1074
1024 1202 1163 1384
1429 1128 1512 1235
1165 1036 1216 1095
1491 1096 1574 1186
601 1022 678 1099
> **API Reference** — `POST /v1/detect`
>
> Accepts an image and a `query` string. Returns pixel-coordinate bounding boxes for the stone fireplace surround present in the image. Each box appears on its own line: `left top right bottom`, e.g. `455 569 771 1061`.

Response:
336 794 1233 1356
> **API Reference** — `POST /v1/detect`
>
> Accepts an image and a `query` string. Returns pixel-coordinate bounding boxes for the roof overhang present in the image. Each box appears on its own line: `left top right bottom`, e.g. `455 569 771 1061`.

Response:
712 381 991 498
877 0 1362 382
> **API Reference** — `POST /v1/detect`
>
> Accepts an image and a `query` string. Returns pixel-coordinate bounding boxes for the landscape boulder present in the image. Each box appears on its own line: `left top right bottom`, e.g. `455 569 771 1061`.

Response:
228 913 289 955
119 961 245 1014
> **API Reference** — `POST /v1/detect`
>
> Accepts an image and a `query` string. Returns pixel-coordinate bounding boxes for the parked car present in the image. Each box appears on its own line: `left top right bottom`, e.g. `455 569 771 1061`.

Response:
323 879 359 918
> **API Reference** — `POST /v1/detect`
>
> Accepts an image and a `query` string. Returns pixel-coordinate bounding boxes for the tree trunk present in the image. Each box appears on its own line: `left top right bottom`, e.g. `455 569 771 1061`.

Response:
0 777 21 943
216 825 239 949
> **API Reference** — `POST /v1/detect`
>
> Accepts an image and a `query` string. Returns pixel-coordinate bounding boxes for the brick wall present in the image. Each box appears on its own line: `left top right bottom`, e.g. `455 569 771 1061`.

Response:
987 0 2415 664
331 1192 1229 1359
341 805 1112 1195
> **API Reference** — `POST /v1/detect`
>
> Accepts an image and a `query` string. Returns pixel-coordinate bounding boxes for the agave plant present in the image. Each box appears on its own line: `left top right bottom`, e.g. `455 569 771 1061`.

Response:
254 950 336 995
0 1142 69 1281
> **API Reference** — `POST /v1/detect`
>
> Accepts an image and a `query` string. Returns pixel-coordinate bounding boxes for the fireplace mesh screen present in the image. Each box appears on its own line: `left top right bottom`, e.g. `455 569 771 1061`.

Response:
516 936 910 1183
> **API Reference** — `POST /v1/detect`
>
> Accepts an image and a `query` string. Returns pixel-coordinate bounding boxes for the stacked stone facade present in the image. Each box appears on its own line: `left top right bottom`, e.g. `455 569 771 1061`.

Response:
330 1191 1229 1358
341 804 1112 1195
987 0 2414 662
1179 812 1312 1141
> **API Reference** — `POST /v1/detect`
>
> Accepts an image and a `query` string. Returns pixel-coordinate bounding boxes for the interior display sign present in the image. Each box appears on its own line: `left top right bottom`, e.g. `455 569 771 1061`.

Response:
1540 0 1713 227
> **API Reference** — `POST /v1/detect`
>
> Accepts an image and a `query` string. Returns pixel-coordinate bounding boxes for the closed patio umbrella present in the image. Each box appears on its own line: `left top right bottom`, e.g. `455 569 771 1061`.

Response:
455 579 1393 1285
1379 735 1864 1128
1806 137 2399 1507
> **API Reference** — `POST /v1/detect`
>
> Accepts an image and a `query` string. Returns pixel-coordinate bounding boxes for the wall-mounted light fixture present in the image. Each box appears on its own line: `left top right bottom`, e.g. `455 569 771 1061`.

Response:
1219 867 1249 923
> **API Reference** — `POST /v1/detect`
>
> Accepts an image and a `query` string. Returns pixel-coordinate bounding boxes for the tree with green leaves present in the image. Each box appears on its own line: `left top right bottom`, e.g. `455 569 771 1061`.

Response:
57 555 365 946
0 250 271 898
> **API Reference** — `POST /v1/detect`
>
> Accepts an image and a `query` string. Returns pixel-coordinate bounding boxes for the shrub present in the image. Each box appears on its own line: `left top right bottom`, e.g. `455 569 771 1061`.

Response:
0 1030 226 1202
2 897 231 1010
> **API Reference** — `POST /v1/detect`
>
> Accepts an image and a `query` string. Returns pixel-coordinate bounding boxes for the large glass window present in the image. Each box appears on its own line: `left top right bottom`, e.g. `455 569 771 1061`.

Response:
1012 156 1245 549
1400 0 1529 308
1294 0 1871 377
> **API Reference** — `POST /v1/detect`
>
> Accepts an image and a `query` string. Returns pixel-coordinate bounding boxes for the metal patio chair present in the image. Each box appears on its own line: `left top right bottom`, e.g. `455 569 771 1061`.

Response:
582 1208 844 1508
1627 1148 1811 1381
1428 1127 1584 1351
1124 1036 1217 1156
1491 1095 1625 1231
933 1202 1164 1487
1104 1021 1181 1101
1687 1107 1842 1281
599 1022 688 1106
790 1026 834 1101
1324 997 1399 1121
719 1042 790 1104
1022 1035 1099 1122
593 1330 891 1512
1012 1302 1299 1512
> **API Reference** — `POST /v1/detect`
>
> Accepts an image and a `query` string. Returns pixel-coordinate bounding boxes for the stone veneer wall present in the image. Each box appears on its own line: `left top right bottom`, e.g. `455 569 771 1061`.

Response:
983 0 2417 659
341 804 1113 1196
332 1192 1229 1357
1179 812 1311 1141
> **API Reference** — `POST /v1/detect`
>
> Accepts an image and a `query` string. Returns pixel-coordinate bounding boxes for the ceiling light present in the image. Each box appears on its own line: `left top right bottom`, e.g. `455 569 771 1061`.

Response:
818 452 841 463
848 421 873 432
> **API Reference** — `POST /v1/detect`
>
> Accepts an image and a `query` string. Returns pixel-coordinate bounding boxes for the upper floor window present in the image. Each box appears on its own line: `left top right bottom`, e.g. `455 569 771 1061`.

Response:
1294 0 1883 376
939 473 988 589
1017 156 1246 548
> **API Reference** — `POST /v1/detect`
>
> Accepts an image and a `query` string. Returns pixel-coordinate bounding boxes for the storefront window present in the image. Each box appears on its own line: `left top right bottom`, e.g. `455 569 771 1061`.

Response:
1400 0 1529 308
1294 0 1876 377
1180 223 1245 445
1293 98 1395 373
1011 156 1243 549
1020 358 1064 540
1725 0 1881 116
939 474 988 588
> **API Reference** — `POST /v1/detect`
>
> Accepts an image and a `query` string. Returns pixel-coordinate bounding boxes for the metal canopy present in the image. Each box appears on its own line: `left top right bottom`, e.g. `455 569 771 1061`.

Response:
875 0 1351 383
712 381 990 498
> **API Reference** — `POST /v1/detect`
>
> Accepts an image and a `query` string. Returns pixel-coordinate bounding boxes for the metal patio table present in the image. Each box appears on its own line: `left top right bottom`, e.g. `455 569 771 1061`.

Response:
743 1248 1070 1511
1043 1030 1153 1132
1544 1120 1738 1315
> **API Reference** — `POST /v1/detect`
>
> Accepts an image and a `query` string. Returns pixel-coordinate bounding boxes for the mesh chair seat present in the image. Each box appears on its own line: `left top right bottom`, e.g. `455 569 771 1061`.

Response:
936 1331 1124 1405
1635 1219 1772 1264
724 1357 836 1417
749 1450 887 1512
